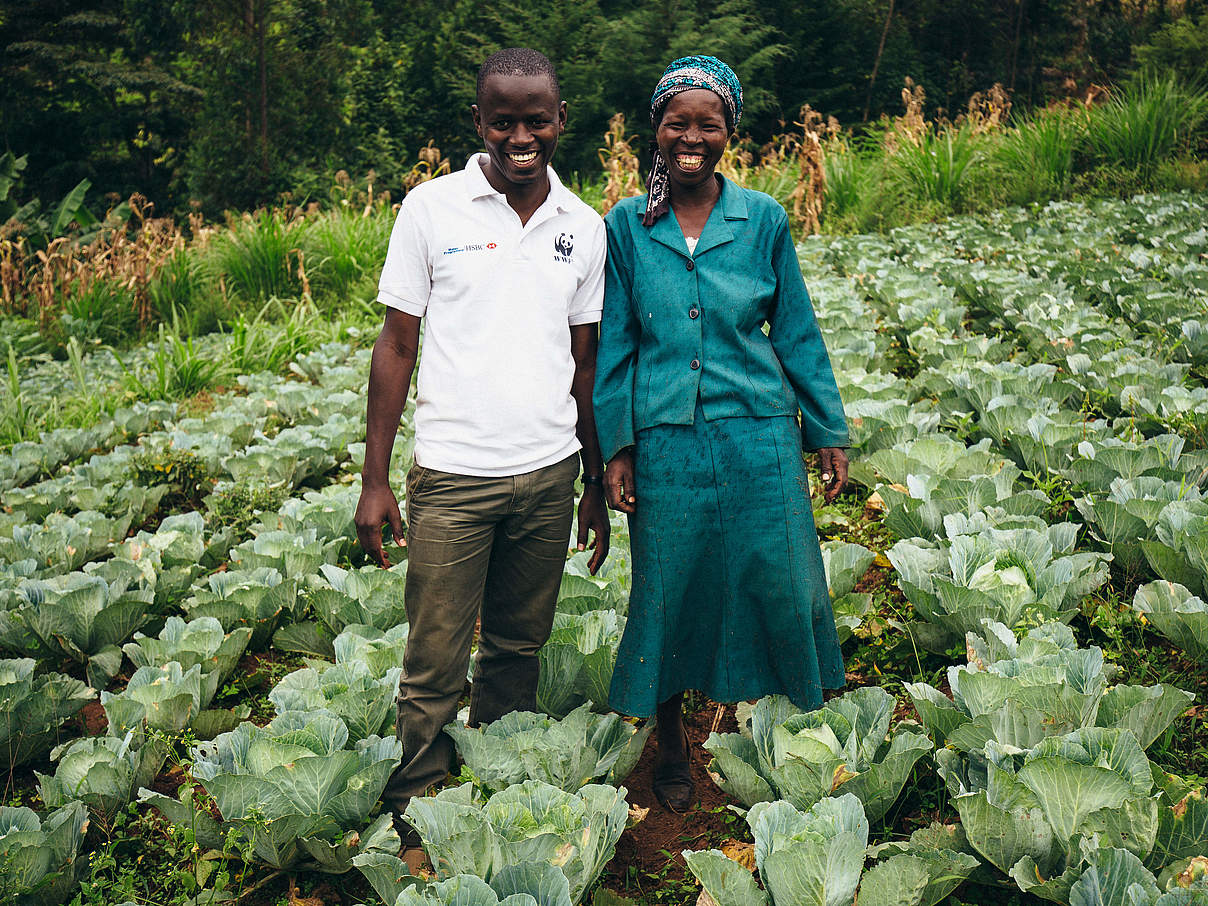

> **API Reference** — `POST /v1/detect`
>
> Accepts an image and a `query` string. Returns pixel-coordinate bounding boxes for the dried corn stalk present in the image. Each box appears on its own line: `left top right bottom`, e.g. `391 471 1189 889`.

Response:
598 113 642 214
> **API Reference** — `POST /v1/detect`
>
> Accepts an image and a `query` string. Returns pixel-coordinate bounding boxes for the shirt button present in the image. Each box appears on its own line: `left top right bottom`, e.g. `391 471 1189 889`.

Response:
685 260 695 271
689 308 699 319
690 358 700 370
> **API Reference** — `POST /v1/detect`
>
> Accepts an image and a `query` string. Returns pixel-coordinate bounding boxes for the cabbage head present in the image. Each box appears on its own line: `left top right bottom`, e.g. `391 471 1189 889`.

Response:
935 727 1159 901
309 563 409 635
37 730 164 827
10 570 154 687
445 702 651 794
182 567 298 649
268 659 403 743
400 780 628 905
683 793 978 906
101 661 204 735
140 710 402 871
888 523 1110 651
0 658 93 774
1141 499 1208 598
906 621 1194 753
0 801 89 906
705 687 931 821
355 862 579 906
1133 581 1208 664
536 610 624 718
123 616 252 707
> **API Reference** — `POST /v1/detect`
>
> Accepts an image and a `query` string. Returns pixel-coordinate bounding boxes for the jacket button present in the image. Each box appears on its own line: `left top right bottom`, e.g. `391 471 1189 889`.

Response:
685 260 695 271
689 308 699 319
690 358 700 370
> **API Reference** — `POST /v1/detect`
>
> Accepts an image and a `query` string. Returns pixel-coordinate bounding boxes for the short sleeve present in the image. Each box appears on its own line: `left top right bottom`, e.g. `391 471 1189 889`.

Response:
377 195 432 316
568 217 605 326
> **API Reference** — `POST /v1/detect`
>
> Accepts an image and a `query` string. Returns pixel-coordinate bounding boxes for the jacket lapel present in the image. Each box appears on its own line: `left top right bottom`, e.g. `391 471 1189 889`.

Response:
692 176 748 257
641 176 749 258
648 210 689 257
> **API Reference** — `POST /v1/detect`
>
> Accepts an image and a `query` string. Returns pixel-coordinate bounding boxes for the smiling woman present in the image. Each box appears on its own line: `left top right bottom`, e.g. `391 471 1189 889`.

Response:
593 54 851 815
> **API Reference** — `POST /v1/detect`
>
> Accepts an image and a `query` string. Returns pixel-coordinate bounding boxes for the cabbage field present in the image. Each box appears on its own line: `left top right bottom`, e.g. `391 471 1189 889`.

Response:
2 191 1207 906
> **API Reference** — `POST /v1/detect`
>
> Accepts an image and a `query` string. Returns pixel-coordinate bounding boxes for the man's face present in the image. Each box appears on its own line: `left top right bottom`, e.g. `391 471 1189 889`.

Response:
473 73 566 191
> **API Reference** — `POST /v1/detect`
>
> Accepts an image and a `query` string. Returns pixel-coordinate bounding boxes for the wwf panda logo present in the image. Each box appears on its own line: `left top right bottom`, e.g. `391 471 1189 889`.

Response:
554 233 574 258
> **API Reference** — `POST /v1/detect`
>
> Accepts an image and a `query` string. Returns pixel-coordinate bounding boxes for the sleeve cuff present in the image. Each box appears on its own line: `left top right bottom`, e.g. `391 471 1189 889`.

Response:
801 429 850 451
569 309 603 326
378 289 427 317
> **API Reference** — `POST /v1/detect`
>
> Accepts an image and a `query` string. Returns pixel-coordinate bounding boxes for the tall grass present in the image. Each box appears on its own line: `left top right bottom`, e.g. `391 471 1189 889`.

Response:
297 206 392 306
205 209 303 304
890 124 983 212
1084 72 1208 176
998 106 1084 202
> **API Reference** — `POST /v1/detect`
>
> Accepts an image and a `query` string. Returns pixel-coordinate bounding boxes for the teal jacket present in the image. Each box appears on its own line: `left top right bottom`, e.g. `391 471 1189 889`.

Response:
593 177 849 462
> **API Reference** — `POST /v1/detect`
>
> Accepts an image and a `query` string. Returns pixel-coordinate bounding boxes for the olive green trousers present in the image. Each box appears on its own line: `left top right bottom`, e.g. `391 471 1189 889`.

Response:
381 453 579 816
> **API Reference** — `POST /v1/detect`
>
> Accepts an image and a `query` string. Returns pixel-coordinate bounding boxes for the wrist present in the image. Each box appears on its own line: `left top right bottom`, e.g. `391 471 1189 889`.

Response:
582 474 604 489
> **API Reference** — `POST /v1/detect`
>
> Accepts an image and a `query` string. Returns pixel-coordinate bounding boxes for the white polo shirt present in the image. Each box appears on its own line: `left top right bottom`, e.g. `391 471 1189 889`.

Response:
377 154 605 477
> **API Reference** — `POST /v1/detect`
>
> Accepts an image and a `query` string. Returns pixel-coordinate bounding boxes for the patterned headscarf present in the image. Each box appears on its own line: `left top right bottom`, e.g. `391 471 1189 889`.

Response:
643 55 743 226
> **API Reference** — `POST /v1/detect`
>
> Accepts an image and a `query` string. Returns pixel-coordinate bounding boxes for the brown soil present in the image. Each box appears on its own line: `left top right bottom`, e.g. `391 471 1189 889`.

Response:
852 562 898 597
601 700 743 904
78 699 108 735
149 762 188 798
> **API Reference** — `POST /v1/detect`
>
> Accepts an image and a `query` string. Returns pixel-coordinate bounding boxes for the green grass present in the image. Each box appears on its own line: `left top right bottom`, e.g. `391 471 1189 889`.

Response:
1084 72 1208 178
997 106 1084 203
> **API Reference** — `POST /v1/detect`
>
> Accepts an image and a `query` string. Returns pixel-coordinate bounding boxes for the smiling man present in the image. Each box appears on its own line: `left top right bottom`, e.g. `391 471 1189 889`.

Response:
354 48 610 857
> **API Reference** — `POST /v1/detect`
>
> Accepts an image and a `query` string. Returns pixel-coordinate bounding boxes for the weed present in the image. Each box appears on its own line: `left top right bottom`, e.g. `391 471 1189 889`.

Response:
1084 72 1208 178
890 124 983 212
132 446 212 510
206 208 302 305
998 105 1084 202
205 482 288 537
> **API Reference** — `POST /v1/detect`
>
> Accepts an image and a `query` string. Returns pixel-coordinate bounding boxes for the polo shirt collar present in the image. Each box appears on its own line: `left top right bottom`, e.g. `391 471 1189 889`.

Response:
647 174 748 257
463 153 574 213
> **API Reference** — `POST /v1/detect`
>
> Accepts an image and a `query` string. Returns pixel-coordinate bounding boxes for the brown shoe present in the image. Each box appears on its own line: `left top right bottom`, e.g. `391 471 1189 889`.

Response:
652 724 694 813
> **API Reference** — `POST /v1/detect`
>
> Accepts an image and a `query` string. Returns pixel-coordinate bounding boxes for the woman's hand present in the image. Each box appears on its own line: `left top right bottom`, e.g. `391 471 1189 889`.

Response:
605 448 637 514
817 447 849 504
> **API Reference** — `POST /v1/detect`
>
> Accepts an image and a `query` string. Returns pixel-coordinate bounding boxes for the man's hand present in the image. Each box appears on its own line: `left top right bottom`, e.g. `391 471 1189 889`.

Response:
355 484 405 567
577 485 610 575
818 447 849 504
604 448 637 514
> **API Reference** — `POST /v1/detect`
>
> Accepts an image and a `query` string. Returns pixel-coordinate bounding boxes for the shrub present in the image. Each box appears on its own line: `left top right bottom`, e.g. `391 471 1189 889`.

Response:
204 209 303 305
998 106 1084 203
1084 73 1208 178
890 124 984 213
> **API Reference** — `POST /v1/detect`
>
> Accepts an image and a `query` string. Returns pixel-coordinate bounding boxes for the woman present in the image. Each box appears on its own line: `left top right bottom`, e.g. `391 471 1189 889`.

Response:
593 56 850 812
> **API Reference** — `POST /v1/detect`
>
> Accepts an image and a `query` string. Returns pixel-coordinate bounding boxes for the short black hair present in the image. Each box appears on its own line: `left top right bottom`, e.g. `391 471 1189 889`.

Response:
476 48 560 102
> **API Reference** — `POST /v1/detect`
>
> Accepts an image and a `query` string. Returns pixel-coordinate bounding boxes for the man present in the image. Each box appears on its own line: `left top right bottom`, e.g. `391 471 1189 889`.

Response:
354 47 610 856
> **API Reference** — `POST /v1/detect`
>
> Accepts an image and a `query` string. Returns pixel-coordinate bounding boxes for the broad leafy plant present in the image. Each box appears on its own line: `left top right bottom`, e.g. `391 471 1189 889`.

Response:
888 522 1110 652
536 610 625 718
0 801 89 906
123 615 253 707
906 621 1194 754
139 710 402 872
445 702 652 795
358 780 628 906
37 729 164 828
182 567 298 649
684 793 978 906
0 658 92 775
705 687 932 822
1133 582 1208 664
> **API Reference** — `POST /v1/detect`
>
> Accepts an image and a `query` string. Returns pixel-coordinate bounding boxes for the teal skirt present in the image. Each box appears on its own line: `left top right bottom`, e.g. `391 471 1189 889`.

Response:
608 405 845 717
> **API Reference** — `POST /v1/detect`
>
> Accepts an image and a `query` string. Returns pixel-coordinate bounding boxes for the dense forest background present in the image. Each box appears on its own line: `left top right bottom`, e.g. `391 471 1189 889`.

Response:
2 0 1207 217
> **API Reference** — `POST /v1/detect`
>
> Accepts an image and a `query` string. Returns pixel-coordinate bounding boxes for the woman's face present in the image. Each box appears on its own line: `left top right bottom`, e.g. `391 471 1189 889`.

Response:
655 89 730 191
